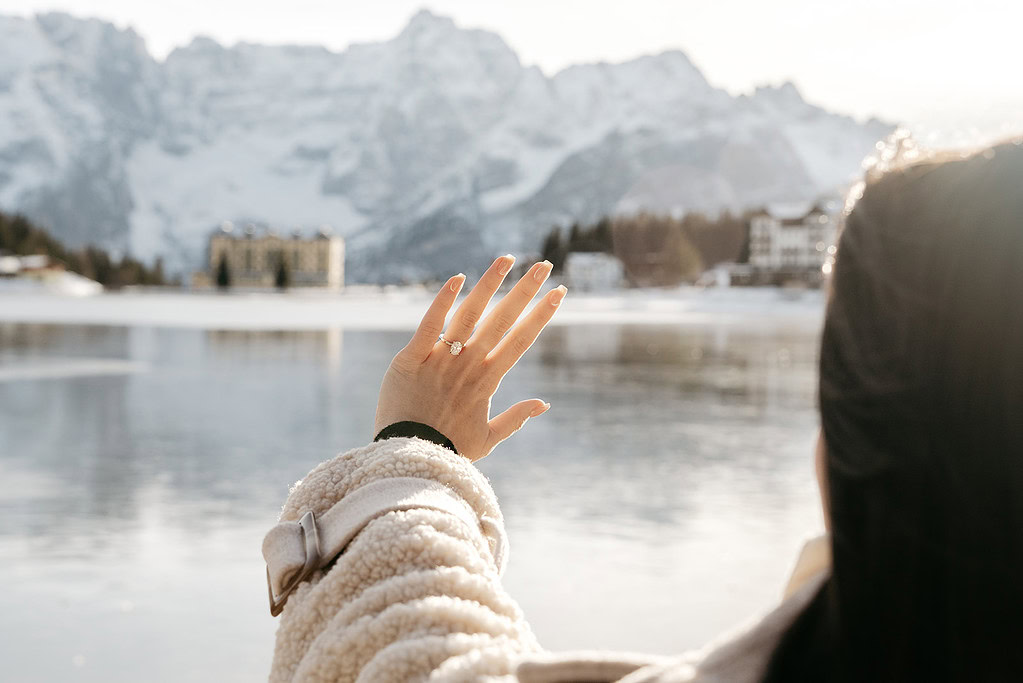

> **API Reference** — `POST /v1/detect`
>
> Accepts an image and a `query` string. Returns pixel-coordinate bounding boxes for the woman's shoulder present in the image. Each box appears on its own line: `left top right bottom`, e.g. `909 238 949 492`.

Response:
513 538 830 683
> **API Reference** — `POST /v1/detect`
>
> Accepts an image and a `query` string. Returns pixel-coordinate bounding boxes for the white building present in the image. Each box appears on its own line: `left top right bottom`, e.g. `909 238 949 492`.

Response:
0 253 102 295
563 252 625 291
749 202 837 273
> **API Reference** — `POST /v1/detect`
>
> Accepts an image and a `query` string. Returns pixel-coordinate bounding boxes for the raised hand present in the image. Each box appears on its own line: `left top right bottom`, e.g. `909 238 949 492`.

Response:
373 255 567 462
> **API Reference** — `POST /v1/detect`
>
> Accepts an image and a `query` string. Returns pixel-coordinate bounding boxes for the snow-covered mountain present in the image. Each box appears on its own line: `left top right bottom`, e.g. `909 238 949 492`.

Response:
0 10 891 281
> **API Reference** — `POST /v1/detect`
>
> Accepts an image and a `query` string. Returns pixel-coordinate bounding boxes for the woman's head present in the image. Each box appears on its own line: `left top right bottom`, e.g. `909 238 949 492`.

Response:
767 138 1023 682
820 138 1023 678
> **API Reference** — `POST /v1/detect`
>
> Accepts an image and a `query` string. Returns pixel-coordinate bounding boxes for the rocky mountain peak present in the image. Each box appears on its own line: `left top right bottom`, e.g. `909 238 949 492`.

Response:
401 8 459 38
0 10 891 282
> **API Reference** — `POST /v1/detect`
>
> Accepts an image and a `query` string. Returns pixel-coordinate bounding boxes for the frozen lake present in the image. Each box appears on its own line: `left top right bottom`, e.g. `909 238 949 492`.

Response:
0 289 826 681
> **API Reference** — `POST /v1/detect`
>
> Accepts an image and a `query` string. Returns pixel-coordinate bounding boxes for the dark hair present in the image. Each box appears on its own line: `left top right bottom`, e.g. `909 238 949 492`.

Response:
764 139 1023 682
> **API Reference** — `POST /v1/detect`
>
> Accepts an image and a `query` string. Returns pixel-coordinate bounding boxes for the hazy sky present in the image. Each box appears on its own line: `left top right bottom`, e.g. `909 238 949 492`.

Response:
5 0 1021 145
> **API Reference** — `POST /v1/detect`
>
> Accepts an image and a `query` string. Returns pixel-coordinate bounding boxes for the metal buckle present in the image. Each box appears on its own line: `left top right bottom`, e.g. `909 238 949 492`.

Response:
268 510 321 617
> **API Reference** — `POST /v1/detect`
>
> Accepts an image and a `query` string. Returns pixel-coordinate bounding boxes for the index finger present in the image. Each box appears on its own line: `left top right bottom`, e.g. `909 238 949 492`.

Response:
403 273 466 361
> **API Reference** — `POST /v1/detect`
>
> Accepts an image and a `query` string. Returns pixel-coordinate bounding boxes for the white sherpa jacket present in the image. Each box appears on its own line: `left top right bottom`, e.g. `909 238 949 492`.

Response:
265 436 830 683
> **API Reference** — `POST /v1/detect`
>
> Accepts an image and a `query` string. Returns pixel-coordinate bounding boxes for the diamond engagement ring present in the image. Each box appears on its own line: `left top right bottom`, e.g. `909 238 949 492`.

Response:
438 335 464 356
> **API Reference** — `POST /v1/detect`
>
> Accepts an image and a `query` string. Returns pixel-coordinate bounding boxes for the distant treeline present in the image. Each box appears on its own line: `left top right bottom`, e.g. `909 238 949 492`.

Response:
0 210 167 288
540 211 752 286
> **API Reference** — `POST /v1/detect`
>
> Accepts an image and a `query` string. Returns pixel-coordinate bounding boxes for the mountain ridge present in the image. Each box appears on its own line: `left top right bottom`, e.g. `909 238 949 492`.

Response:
0 9 892 281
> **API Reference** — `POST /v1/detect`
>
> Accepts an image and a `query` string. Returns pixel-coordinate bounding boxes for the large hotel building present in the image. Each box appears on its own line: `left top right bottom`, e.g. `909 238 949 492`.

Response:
203 223 344 290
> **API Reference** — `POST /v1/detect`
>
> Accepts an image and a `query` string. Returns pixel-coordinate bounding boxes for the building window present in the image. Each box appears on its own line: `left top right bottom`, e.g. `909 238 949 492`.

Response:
245 248 253 272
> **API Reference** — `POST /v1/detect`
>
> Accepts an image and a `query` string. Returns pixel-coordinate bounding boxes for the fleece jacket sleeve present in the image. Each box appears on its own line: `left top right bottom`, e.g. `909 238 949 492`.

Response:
268 436 542 683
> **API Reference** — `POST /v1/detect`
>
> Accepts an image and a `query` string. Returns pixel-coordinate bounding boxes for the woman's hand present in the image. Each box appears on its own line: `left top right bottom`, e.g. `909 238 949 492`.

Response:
374 255 567 462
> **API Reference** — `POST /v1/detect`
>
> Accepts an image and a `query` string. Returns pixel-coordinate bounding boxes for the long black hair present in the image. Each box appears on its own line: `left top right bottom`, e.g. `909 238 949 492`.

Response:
764 139 1023 682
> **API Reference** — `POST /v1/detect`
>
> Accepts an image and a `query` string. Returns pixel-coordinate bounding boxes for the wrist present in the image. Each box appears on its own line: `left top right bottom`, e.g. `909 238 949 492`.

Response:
373 421 457 454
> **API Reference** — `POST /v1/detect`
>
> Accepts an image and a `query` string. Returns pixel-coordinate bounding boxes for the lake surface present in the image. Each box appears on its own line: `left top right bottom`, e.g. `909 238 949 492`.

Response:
0 315 825 681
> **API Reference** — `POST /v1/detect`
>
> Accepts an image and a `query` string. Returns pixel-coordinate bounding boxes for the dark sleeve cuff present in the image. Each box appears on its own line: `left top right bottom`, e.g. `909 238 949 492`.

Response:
374 421 457 454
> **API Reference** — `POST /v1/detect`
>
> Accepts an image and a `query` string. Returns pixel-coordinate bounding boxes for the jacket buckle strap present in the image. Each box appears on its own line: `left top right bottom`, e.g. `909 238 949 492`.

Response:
263 477 486 618
267 510 321 617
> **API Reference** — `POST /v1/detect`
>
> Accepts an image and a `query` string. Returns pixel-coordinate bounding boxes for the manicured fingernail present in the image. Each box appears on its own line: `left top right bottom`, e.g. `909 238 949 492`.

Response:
449 273 465 292
534 260 553 282
550 285 567 305
498 255 514 275
530 402 551 417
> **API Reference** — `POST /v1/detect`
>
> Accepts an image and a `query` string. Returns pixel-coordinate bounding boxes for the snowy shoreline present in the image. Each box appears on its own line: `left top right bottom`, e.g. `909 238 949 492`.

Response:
0 286 825 331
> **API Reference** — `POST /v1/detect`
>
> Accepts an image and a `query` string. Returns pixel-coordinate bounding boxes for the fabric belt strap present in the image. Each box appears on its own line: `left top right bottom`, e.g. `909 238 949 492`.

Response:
262 476 481 616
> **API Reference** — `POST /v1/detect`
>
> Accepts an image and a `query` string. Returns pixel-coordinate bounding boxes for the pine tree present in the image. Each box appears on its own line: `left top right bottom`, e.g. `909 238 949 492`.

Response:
86 247 113 285
275 253 290 290
540 227 564 272
216 253 231 289
593 217 613 253
568 222 582 249
151 257 165 286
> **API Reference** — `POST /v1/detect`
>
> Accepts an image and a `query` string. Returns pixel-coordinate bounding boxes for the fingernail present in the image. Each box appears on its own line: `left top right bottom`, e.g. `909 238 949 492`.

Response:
530 402 551 417
550 285 567 305
449 273 465 292
534 260 553 282
498 255 514 276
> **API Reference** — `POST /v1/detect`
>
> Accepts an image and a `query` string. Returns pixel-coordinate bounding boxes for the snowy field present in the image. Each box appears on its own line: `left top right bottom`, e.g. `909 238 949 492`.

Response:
0 286 825 331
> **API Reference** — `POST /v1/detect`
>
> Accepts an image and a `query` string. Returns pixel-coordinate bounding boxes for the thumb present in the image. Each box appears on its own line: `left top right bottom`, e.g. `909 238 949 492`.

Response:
484 399 551 454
